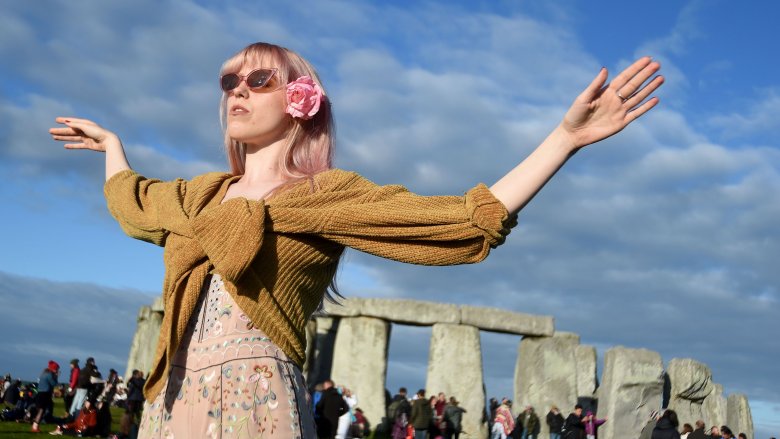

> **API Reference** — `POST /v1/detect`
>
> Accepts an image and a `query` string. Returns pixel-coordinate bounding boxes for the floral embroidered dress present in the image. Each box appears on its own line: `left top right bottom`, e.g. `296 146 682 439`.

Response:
138 274 316 439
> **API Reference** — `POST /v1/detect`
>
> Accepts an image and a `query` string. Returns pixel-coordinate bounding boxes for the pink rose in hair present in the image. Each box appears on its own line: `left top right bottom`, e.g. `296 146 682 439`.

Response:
285 76 323 120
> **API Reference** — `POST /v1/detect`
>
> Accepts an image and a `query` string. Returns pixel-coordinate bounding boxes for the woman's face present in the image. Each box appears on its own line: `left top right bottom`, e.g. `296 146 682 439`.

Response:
225 63 289 147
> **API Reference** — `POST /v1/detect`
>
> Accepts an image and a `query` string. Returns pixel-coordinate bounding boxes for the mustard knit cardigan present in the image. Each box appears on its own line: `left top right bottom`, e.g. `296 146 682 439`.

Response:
104 168 515 401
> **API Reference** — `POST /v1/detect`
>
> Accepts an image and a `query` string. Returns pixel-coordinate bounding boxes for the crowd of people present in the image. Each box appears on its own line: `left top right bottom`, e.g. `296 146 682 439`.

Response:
0 358 146 438
312 379 366 439
639 409 750 439
3 364 764 439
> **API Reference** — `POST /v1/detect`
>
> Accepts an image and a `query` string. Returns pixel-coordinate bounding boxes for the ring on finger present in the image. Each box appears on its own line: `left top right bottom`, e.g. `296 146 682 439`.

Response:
616 90 629 103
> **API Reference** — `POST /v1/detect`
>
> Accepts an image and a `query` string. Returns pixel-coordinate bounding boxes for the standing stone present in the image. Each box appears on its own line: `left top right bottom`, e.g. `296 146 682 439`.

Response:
726 393 753 438
597 347 664 439
702 383 727 427
307 317 340 388
515 332 580 438
124 304 164 379
331 317 390 429
575 345 597 397
427 324 486 439
666 358 713 428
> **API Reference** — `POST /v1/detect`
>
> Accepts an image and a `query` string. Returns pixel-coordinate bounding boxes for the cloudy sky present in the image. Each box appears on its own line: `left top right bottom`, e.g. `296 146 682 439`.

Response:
1 0 778 435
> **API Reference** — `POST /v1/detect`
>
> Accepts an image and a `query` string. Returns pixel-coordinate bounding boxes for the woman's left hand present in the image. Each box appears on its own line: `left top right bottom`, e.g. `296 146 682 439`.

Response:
561 56 664 149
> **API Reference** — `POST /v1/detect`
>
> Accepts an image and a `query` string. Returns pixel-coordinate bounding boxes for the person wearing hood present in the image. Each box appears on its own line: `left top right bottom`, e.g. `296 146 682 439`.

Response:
583 411 606 439
652 409 681 439
31 360 59 432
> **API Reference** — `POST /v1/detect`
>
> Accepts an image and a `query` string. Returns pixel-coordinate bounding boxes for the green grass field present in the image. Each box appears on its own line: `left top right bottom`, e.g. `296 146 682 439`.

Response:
0 397 125 438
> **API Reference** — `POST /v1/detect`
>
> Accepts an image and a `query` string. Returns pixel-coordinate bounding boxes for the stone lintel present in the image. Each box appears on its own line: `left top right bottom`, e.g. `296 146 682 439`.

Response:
360 298 460 325
460 305 554 336
321 298 554 335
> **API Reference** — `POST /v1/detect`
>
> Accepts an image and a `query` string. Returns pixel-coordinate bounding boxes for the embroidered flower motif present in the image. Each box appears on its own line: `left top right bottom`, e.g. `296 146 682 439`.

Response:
213 321 223 336
285 76 323 120
248 364 273 385
206 422 218 439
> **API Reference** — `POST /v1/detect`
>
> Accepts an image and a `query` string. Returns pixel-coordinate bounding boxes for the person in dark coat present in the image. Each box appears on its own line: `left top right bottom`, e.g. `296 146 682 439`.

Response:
315 379 349 439
443 397 467 439
410 389 433 439
562 404 585 439
546 405 565 439
31 360 59 433
651 409 681 439
687 420 708 439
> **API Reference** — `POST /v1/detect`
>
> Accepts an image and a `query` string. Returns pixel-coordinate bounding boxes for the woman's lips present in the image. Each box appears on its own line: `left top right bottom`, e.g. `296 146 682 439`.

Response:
230 104 249 115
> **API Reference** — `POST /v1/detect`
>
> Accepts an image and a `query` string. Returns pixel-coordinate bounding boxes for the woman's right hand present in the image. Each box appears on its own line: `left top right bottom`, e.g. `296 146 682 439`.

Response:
50 116 132 180
49 117 121 152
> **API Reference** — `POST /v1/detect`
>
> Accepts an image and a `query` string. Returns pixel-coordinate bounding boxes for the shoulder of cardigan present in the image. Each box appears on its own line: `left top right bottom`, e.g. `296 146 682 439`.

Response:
193 168 365 211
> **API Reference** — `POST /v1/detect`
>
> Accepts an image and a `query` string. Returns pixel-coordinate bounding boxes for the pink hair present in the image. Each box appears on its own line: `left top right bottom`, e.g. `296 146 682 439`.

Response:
219 42 335 181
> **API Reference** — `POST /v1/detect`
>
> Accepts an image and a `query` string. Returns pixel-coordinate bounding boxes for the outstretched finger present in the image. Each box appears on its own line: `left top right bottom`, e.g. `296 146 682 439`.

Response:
576 67 608 102
624 75 664 108
63 143 89 150
52 134 84 142
609 57 653 91
55 116 97 126
625 96 660 124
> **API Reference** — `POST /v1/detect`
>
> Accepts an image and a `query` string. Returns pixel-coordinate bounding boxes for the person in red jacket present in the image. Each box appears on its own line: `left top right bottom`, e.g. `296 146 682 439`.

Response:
63 359 80 418
49 399 98 436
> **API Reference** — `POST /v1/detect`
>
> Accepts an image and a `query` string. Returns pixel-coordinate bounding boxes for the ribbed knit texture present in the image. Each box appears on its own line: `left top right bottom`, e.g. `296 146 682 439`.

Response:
104 168 516 402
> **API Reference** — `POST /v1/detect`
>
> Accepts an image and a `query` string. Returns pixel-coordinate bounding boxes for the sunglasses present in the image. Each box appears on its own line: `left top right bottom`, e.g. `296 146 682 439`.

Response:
220 68 280 92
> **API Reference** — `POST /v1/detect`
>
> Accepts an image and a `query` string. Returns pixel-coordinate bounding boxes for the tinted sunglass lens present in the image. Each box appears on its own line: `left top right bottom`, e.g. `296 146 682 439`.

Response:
247 69 273 88
221 74 240 91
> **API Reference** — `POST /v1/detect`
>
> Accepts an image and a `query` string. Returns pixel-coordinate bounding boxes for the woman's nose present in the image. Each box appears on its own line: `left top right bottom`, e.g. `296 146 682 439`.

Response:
231 81 250 98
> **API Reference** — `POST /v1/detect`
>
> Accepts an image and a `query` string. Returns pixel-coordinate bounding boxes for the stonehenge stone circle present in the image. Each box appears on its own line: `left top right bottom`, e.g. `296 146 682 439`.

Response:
597 347 664 439
575 344 597 397
666 358 713 427
727 393 753 438
514 332 581 438
330 317 390 428
124 299 163 380
702 383 727 428
127 296 754 438
426 323 487 439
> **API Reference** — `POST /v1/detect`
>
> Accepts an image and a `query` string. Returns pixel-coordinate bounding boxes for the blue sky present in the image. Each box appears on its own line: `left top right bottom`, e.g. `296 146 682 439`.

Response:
1 0 778 436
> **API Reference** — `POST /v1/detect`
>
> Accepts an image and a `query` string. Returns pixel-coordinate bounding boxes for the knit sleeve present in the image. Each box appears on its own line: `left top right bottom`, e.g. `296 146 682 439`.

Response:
267 170 517 265
103 170 188 246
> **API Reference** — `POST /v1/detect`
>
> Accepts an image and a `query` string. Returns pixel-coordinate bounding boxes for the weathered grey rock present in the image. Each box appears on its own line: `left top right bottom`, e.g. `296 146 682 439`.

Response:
321 298 362 317
666 358 713 427
515 332 579 438
124 305 163 379
323 297 460 325
427 324 486 439
150 296 164 312
702 383 727 427
460 305 554 336
362 298 460 325
306 317 340 387
331 317 390 429
575 344 597 397
597 347 664 439
726 393 753 438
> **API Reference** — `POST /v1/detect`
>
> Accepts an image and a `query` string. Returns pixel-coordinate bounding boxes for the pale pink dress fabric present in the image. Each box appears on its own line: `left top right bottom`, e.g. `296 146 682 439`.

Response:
138 274 316 438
